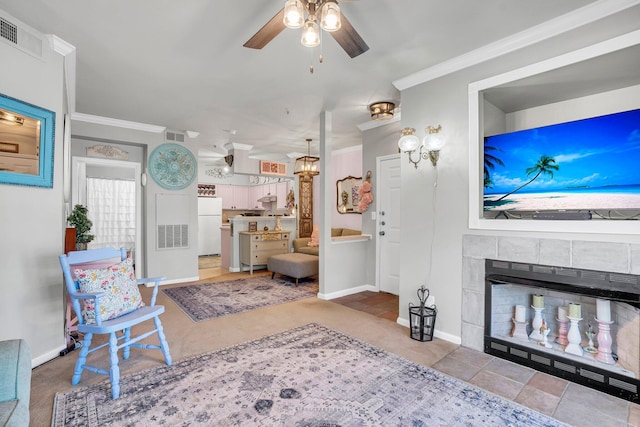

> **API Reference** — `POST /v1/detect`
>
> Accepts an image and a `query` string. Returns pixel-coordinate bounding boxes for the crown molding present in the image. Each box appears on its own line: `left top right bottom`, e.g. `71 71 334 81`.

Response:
47 35 75 56
357 113 401 131
393 0 640 91
70 112 166 133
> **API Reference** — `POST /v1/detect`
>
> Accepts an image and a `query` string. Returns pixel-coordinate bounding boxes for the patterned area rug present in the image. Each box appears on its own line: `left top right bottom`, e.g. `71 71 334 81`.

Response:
162 276 318 322
52 323 568 426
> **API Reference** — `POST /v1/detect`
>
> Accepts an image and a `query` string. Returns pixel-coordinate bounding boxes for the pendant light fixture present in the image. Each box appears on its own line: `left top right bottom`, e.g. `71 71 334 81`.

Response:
294 138 320 176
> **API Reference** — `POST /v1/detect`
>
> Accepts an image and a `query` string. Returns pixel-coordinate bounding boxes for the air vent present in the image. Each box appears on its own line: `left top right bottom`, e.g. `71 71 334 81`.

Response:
0 16 42 58
157 224 189 249
554 361 576 374
609 378 638 394
580 369 605 383
531 354 551 366
165 131 185 143
1 17 17 44
490 342 507 353
509 348 528 359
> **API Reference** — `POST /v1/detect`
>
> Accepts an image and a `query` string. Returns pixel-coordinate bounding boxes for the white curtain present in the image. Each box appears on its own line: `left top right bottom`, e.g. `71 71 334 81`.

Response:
86 177 136 253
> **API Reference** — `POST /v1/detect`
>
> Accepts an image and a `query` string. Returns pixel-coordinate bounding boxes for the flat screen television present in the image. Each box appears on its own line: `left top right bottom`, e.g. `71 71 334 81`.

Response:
483 108 640 218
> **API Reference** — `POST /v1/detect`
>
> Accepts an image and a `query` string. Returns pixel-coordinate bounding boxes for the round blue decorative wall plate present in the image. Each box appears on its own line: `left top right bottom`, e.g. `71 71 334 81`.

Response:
148 143 197 190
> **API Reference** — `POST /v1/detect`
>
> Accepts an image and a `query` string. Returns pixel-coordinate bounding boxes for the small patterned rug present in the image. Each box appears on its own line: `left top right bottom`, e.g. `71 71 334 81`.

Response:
52 323 568 427
162 275 318 322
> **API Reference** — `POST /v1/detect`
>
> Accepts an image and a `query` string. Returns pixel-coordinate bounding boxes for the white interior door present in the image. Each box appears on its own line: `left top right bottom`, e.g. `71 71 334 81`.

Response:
376 154 401 295
71 157 142 277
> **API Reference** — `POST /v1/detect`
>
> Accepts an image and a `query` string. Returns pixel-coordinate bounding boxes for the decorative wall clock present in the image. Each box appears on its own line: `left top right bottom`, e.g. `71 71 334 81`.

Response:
148 143 197 190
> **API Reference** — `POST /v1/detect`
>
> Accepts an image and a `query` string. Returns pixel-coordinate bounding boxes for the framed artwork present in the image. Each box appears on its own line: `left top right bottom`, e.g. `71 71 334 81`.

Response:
336 175 362 214
260 160 287 176
248 221 258 232
148 143 197 190
0 93 55 188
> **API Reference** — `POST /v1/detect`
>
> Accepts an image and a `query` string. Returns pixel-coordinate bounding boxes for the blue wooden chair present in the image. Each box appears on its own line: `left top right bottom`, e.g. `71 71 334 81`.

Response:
59 247 172 399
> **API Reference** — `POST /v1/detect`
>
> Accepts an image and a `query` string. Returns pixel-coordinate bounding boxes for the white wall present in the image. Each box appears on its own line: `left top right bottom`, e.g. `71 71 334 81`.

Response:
397 24 640 342
0 22 66 363
70 120 199 283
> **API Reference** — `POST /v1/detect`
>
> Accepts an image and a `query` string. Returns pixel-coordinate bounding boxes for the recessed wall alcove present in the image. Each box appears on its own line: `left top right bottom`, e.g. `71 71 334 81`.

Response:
468 30 640 235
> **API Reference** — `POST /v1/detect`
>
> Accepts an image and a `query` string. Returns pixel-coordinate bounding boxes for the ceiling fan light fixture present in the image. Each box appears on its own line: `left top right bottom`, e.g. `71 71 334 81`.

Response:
320 0 341 32
369 102 395 121
283 0 304 28
301 17 320 48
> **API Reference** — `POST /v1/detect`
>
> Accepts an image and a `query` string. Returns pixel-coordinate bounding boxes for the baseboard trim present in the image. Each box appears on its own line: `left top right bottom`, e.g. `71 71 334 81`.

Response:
33 345 67 368
153 276 200 287
318 284 377 300
396 317 462 345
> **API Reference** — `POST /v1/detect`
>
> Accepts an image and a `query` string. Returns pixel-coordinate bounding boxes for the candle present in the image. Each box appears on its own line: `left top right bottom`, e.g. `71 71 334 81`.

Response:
558 306 568 322
568 303 581 319
596 299 611 322
515 305 526 322
532 294 544 308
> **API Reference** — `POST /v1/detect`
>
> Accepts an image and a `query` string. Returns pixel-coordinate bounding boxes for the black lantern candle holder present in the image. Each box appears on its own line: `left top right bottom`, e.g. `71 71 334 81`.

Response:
409 286 437 342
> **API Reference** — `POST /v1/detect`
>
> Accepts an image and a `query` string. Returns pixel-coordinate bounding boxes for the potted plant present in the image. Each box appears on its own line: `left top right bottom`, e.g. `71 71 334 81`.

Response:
67 204 95 250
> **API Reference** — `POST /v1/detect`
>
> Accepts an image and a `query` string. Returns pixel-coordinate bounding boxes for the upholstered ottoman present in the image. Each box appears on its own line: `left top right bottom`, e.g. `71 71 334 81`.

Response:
267 253 319 286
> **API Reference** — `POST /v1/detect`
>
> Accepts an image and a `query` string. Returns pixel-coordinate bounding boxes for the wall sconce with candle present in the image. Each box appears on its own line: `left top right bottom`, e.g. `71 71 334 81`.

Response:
398 125 446 168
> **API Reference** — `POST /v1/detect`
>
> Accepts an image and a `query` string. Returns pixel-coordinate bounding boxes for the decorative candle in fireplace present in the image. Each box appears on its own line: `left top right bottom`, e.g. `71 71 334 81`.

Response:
596 299 611 322
568 302 581 319
558 306 568 322
532 294 544 308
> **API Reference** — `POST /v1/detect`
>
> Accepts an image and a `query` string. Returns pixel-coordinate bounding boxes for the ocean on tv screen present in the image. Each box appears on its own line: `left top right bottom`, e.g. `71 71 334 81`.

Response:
483 108 640 212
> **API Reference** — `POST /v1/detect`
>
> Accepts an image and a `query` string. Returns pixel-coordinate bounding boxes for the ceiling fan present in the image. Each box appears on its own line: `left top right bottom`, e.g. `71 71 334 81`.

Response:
243 0 369 58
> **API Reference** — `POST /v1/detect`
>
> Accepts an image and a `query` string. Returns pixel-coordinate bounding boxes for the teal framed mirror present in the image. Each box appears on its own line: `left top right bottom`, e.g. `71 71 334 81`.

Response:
0 93 55 188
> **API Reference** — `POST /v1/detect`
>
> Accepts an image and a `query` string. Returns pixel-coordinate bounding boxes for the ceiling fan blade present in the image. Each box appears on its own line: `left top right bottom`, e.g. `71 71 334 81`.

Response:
243 8 286 49
330 12 369 58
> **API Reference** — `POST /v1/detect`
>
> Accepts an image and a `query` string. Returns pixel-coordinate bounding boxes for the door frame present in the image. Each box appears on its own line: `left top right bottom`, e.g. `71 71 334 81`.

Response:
375 153 401 292
71 156 143 277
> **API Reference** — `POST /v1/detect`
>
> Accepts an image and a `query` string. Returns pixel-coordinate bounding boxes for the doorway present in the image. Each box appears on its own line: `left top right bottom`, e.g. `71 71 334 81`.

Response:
376 154 401 295
71 156 142 277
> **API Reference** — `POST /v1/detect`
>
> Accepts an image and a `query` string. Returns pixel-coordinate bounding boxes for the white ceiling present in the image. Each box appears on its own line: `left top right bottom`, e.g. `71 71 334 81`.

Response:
1 0 607 164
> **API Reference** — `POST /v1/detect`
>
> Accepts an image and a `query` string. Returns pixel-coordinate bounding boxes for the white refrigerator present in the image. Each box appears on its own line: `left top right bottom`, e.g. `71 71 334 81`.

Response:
198 197 222 256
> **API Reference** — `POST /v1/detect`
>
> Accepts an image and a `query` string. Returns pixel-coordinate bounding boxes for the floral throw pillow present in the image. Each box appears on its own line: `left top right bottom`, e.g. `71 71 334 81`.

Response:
74 257 144 324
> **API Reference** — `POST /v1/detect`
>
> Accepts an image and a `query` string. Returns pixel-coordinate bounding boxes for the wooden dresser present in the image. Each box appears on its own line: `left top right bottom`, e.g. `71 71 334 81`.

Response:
239 231 290 274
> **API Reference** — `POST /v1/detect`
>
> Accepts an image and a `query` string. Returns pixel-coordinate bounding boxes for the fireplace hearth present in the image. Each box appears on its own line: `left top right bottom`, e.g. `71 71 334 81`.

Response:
484 259 639 403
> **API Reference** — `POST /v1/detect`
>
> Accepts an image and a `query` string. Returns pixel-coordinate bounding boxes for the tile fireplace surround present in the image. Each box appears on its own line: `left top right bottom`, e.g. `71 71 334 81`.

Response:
462 235 640 402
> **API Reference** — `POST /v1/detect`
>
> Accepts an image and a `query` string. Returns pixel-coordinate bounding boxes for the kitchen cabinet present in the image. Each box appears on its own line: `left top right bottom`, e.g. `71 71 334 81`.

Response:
249 185 266 209
232 186 249 209
276 181 289 209
217 184 234 209
239 231 290 274
218 184 251 209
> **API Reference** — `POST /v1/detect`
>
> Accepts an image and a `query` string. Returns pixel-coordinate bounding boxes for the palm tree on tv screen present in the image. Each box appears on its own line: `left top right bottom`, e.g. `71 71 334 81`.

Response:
483 145 504 188
496 154 559 202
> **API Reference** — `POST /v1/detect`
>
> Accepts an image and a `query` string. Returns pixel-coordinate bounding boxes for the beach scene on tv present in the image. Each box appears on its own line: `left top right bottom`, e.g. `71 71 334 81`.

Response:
483 108 640 213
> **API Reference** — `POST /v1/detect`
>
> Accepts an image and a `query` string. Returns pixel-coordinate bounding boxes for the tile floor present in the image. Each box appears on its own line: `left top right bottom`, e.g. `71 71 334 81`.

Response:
331 290 640 427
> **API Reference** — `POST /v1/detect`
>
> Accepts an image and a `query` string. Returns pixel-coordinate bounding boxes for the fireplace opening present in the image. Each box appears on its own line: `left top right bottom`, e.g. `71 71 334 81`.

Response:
484 259 639 403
